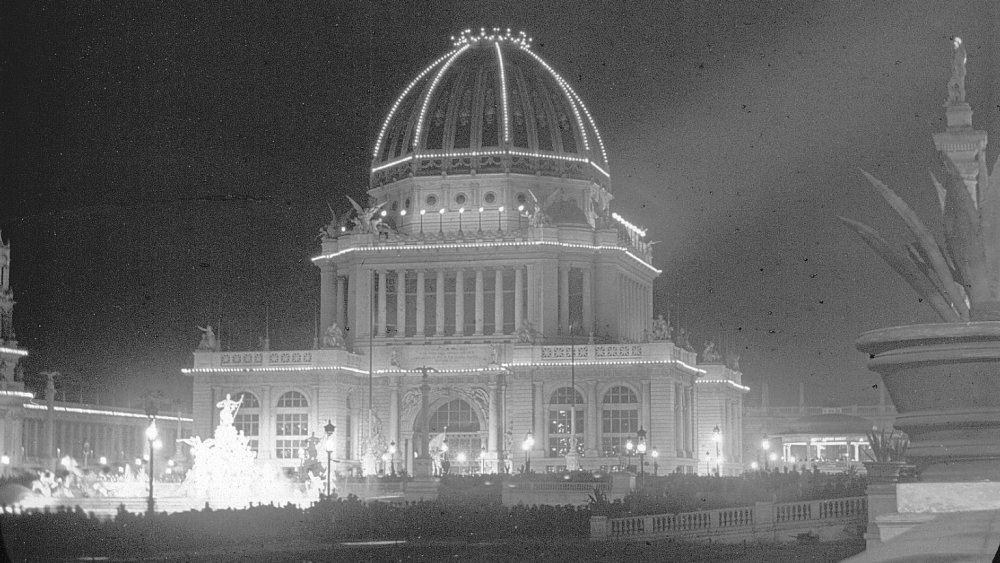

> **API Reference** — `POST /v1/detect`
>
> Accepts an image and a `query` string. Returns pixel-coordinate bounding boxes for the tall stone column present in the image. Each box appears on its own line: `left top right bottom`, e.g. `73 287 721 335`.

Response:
389 378 400 446
514 266 524 331
494 268 504 335
259 386 272 460
320 263 335 337
642 380 652 439
582 268 593 335
455 270 465 336
534 381 546 458
474 268 484 335
377 270 388 338
335 276 345 327
436 270 445 336
586 379 599 456
488 381 499 453
415 270 426 337
396 269 406 338
559 266 570 334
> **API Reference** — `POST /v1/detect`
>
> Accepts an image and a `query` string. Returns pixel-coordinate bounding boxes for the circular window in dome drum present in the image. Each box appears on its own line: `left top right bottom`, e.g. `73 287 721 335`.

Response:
484 192 496 204
455 193 467 205
426 194 438 207
516 193 528 204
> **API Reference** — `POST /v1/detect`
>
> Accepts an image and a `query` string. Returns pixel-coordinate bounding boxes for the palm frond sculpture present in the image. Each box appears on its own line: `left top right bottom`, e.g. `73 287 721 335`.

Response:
840 152 1000 321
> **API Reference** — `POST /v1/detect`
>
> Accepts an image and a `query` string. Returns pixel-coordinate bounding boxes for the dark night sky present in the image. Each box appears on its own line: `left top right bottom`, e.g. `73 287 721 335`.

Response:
2 1 997 410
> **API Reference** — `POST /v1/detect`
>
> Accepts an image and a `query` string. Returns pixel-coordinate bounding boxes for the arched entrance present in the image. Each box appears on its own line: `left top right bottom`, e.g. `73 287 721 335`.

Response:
412 398 483 475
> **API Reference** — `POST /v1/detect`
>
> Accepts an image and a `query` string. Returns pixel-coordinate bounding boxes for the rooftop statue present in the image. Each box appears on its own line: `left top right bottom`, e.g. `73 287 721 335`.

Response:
515 320 541 344
946 37 967 104
197 325 219 351
702 340 723 363
651 314 672 341
322 323 346 349
346 195 387 234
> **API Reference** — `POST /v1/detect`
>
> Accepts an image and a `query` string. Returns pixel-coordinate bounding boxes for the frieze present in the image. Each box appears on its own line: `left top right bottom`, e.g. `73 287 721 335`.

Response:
220 353 264 366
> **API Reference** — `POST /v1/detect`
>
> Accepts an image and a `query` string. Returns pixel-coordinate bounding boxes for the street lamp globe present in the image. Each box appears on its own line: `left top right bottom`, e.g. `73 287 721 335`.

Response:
145 420 159 443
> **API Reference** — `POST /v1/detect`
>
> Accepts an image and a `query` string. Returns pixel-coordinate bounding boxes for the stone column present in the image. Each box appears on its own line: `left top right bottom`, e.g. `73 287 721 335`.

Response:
389 378 400 446
415 270 426 337
642 380 652 439
396 269 406 338
488 381 499 453
559 266 570 334
335 275 345 327
455 270 465 336
514 266 524 331
586 380 599 456
320 263 335 336
436 270 445 336
582 267 593 334
534 380 547 458
494 268 504 335
377 270 388 338
474 268 484 336
259 386 272 460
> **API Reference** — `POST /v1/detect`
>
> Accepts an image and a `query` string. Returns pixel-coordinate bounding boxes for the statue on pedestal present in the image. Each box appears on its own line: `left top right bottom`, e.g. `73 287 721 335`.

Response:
946 37 967 104
651 314 672 341
215 393 244 427
702 341 723 363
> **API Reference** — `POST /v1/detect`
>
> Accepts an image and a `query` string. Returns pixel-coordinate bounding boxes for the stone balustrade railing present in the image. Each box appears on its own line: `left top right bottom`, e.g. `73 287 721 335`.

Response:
594 496 867 543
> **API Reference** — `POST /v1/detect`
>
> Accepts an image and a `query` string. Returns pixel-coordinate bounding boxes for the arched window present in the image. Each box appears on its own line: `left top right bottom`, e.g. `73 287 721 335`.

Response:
232 391 260 453
549 387 584 457
275 391 309 459
425 399 481 468
601 386 639 457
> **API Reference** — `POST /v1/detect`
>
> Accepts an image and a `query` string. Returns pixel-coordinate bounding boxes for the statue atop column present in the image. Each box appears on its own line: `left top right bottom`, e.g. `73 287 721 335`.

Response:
515 320 540 344
946 36 967 104
651 314 672 341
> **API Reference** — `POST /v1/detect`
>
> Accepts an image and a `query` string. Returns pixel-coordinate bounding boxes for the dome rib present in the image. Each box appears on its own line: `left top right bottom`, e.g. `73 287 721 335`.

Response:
371 31 611 188
414 45 470 152
373 48 460 167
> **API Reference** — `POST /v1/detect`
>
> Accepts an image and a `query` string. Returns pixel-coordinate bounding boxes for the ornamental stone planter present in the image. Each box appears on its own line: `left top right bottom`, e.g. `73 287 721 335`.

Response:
862 461 913 483
856 322 1000 481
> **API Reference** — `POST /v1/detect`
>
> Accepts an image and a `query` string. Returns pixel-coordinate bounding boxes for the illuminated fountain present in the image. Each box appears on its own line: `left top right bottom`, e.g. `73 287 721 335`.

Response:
178 394 308 509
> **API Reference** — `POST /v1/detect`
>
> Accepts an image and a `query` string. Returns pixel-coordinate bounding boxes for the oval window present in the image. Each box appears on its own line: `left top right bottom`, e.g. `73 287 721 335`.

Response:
484 192 496 204
455 193 467 205
426 194 438 207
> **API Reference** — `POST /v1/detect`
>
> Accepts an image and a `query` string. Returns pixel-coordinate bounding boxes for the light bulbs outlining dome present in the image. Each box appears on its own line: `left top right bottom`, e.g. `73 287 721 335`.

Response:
371 29 610 186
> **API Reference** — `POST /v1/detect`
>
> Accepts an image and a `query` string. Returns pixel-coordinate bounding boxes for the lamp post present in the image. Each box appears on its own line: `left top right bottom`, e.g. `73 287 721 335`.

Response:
636 427 647 487
497 206 504 231
438 208 445 232
388 441 397 477
651 449 659 476
625 438 634 471
478 207 484 232
762 436 771 471
419 209 426 234
1 454 9 477
517 205 524 229
145 419 158 516
522 431 534 473
323 420 336 497
713 425 721 476
480 447 487 474
458 207 465 232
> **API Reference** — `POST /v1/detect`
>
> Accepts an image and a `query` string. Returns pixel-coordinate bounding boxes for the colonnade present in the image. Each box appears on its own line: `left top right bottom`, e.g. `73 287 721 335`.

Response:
618 273 652 342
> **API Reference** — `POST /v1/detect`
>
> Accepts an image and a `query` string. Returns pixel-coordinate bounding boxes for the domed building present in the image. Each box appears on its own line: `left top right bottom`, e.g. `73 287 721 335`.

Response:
187 29 744 477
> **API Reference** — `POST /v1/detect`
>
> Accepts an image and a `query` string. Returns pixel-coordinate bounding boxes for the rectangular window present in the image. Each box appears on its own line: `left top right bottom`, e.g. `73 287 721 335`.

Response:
276 413 308 436
234 413 260 453
275 439 305 459
602 409 638 434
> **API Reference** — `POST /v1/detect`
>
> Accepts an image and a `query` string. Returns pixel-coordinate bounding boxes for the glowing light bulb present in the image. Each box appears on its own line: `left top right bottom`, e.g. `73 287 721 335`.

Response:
439 208 445 214
400 209 407 216
420 209 426 215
